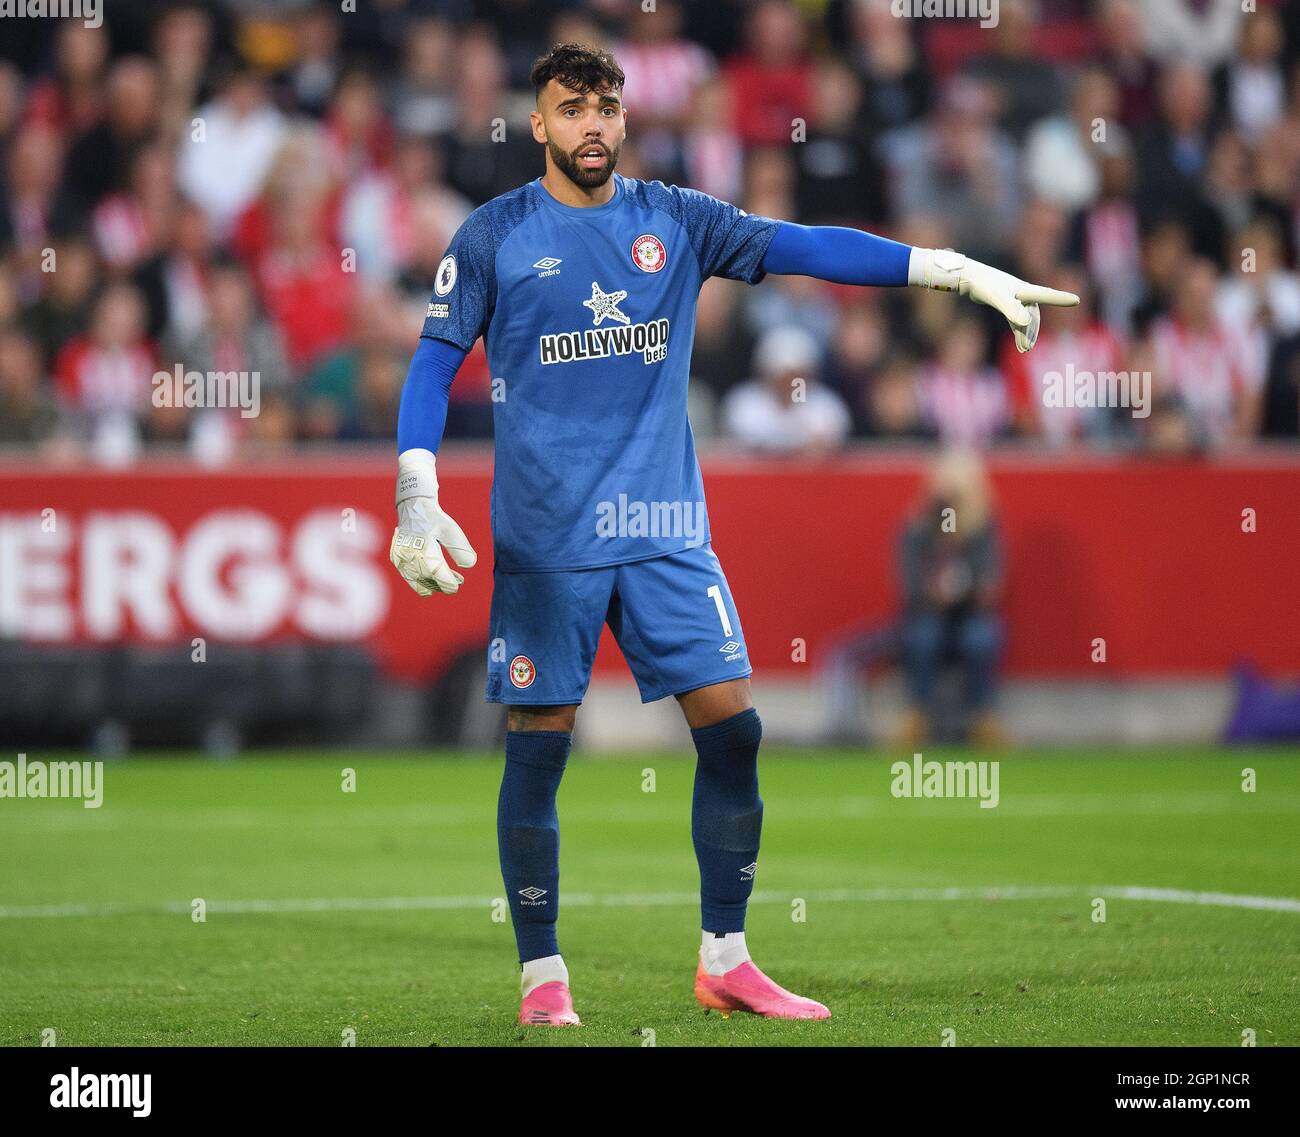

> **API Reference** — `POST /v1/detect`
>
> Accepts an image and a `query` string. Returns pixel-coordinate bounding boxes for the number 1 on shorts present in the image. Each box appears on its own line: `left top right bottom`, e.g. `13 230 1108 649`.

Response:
707 584 733 638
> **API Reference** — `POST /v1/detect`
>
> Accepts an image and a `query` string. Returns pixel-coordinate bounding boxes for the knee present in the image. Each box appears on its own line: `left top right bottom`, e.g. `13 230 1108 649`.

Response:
508 704 577 733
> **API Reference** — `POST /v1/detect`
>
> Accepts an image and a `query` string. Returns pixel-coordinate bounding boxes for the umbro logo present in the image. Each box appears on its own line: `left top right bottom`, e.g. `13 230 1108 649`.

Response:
719 640 741 654
740 862 757 880
533 257 562 278
518 886 548 903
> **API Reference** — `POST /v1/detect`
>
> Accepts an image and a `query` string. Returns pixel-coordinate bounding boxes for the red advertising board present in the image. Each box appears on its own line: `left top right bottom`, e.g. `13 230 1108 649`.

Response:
2 451 1297 681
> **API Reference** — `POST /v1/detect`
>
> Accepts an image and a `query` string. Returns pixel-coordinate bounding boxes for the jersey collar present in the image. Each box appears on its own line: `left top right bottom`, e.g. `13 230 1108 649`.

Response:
532 172 625 217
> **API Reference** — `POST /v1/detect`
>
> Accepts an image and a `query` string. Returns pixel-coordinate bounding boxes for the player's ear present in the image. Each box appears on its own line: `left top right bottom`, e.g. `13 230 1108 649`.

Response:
529 109 547 144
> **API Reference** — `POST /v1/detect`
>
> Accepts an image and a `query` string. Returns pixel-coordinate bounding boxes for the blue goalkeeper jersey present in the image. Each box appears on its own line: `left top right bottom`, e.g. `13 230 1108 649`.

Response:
420 173 780 572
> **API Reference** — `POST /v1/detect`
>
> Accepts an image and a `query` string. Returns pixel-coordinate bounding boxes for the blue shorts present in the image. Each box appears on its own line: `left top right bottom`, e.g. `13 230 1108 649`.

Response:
485 543 751 705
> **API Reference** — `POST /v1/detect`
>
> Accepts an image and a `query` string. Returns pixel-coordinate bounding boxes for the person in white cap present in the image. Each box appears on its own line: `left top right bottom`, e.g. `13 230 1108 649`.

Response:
720 325 852 455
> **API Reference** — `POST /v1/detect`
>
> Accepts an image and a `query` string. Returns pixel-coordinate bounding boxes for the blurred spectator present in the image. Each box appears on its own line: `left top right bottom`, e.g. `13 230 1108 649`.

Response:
613 0 715 183
961 0 1064 142
1216 217 1300 339
0 123 82 298
91 142 176 272
278 1 342 120
1023 66 1121 212
862 354 934 443
883 76 1021 258
1150 257 1265 448
689 276 754 401
1000 265 1129 447
387 17 458 139
1260 331 1300 438
1134 63 1224 258
720 325 851 454
53 280 157 454
64 56 161 208
0 62 27 152
898 451 1005 747
723 0 814 149
324 69 393 185
0 326 59 445
1222 6 1288 142
822 297 889 431
165 255 290 390
24 23 108 136
300 285 425 440
1201 130 1256 249
152 4 215 143
1140 0 1244 69
792 56 885 227
846 0 931 133
1093 0 1158 127
177 66 287 237
681 76 745 203
916 318 1011 449
254 192 354 374
21 235 97 366
1131 218 1192 333
1064 134 1144 332
134 198 213 345
440 29 538 205
341 135 471 285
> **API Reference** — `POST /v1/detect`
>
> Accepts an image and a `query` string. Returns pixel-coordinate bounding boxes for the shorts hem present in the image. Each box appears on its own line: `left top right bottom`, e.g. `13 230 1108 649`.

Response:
486 692 587 706
638 667 753 704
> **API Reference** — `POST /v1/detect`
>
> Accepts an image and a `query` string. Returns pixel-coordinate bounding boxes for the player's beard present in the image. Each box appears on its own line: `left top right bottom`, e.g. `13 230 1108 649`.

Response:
548 137 620 188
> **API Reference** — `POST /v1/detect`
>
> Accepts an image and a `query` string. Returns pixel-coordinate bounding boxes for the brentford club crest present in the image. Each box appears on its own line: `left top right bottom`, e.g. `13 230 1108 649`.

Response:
631 233 667 273
509 655 536 689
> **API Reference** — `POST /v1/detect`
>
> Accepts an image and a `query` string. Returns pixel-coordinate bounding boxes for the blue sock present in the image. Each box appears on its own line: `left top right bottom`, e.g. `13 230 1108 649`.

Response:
498 730 571 963
690 708 764 933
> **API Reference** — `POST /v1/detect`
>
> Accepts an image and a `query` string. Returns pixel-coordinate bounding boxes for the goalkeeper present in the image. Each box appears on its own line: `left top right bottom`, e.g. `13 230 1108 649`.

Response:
390 41 1076 1028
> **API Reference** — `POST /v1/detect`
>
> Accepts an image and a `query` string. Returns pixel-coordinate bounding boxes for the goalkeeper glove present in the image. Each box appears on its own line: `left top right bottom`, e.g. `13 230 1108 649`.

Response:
909 248 1080 353
389 448 477 596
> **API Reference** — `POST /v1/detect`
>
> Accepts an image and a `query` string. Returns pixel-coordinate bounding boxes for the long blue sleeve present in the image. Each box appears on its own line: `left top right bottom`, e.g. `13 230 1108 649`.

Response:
760 220 912 287
396 336 468 454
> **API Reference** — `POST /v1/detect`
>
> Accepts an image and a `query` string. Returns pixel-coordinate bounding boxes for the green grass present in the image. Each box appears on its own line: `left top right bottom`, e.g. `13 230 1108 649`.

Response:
1 748 1297 1046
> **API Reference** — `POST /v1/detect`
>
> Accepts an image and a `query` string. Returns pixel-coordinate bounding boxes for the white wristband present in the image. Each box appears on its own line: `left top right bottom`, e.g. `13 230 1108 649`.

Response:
396 448 438 504
908 247 966 292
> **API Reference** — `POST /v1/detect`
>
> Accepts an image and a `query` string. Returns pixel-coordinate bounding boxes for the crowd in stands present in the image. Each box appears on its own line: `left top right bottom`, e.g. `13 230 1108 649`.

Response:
1 0 1298 461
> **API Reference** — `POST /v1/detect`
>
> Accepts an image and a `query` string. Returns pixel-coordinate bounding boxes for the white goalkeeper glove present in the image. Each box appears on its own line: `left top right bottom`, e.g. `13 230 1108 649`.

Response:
909 248 1080 353
389 448 477 596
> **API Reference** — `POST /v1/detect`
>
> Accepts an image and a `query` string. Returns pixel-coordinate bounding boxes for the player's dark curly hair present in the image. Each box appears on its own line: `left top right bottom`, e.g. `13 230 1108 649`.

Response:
529 42 625 99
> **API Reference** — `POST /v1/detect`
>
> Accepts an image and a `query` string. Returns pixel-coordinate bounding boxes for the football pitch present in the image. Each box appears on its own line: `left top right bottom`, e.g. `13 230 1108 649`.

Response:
2 748 1297 1048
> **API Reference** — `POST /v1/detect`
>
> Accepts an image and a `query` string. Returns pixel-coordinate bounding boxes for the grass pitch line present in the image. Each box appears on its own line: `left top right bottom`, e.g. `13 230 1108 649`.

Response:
1 884 1297 920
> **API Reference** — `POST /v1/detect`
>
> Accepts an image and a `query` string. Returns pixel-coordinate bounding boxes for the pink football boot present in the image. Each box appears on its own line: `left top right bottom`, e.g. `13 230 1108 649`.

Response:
694 958 831 1020
519 980 582 1026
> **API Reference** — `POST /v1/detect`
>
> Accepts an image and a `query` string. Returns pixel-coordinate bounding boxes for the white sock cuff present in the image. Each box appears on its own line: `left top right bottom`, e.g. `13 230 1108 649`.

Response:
520 953 568 997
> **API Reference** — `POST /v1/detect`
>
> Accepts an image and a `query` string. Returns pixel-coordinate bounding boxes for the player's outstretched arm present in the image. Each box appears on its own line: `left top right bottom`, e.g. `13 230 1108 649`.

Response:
390 337 478 597
759 222 1079 353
